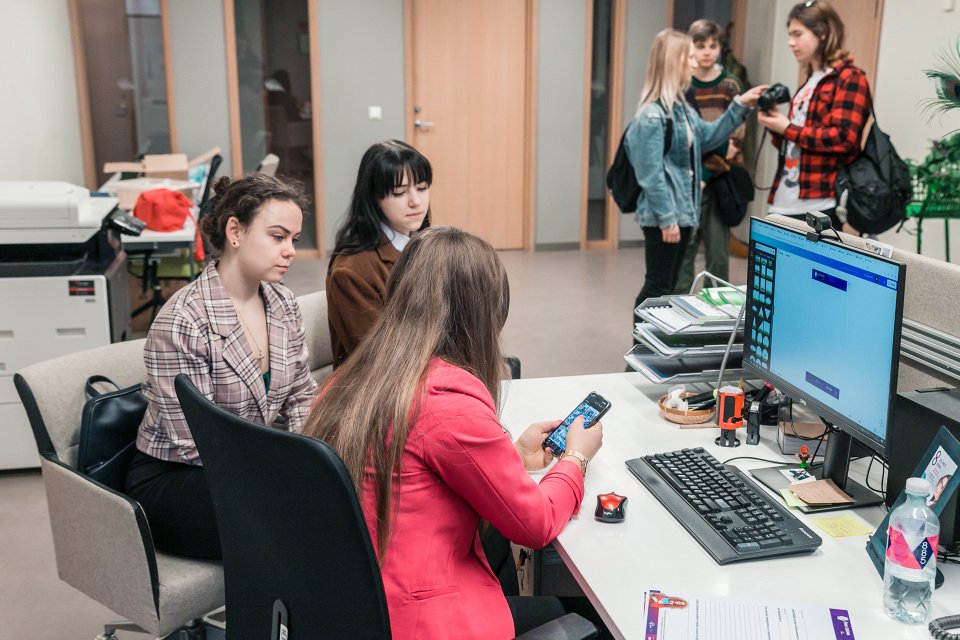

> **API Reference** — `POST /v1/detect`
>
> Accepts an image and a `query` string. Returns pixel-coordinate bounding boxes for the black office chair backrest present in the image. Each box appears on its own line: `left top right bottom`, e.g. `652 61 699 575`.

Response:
197 154 223 218
174 374 391 640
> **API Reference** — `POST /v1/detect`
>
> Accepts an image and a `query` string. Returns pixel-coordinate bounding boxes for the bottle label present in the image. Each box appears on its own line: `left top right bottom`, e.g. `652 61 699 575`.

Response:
886 528 939 570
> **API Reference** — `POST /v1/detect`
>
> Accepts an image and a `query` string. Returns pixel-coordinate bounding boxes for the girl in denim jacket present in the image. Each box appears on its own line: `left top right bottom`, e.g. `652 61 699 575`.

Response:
627 29 764 312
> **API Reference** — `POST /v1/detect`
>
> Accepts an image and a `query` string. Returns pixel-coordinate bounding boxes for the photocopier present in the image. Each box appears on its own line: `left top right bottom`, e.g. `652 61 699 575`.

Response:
0 182 136 469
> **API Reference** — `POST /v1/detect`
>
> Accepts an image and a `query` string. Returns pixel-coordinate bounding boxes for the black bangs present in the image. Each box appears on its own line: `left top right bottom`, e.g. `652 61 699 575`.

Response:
369 141 433 199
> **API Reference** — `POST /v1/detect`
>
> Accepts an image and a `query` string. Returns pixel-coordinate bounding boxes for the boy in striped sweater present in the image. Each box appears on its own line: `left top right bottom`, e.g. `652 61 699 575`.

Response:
674 19 746 293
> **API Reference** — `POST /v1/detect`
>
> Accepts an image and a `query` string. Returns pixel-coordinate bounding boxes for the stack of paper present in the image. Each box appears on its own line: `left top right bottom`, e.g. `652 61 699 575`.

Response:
641 588 858 639
635 291 744 336
633 323 743 358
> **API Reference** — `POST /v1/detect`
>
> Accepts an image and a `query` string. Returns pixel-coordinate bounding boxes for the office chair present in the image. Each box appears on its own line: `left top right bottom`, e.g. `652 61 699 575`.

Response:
175 374 597 640
13 341 224 640
129 153 223 322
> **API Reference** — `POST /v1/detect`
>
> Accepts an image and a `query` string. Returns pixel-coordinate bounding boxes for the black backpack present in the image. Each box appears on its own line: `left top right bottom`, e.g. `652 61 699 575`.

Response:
835 103 912 234
607 106 673 214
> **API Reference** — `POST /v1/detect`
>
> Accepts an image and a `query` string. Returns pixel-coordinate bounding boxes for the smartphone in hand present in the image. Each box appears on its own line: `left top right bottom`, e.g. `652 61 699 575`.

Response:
543 392 611 457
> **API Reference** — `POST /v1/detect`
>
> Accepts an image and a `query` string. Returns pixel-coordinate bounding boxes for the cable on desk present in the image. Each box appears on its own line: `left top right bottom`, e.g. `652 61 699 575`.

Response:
864 454 888 500
722 456 788 466
783 400 830 440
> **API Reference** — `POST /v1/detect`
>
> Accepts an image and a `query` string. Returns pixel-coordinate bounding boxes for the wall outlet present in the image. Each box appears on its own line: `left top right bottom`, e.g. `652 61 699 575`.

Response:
368 106 383 120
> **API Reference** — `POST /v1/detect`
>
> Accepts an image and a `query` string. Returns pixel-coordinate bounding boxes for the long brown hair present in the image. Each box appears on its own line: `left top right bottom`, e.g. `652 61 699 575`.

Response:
788 0 848 77
637 29 692 114
302 227 510 558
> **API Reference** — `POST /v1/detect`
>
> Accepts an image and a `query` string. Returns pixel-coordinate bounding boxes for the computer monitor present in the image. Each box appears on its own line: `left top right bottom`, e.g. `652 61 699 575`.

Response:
743 217 906 507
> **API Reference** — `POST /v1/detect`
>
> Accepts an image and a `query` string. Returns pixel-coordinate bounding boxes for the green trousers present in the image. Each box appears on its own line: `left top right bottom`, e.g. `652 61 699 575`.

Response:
674 187 730 294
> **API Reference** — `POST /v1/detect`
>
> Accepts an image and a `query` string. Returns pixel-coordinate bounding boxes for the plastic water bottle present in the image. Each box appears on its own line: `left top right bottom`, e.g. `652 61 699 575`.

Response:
882 477 939 623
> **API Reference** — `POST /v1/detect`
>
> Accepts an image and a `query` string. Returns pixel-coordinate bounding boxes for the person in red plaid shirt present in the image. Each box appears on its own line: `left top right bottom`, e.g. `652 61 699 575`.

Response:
758 0 871 232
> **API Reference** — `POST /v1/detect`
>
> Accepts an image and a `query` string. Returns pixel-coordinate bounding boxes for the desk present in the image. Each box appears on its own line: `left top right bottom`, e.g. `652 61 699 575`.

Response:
121 218 198 320
500 372 960 639
120 217 196 253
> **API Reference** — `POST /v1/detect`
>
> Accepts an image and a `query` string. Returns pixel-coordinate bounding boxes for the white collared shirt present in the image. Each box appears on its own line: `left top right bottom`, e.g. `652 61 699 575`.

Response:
381 222 410 252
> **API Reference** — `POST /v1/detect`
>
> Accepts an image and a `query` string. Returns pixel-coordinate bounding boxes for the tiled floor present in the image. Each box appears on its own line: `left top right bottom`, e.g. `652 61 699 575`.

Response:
0 245 746 638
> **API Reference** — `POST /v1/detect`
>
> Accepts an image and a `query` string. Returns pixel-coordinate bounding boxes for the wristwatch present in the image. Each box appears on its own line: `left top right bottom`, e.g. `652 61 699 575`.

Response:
561 450 589 476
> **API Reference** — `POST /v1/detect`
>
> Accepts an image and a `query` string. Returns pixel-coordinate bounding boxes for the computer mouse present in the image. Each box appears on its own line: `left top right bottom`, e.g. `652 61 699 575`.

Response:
595 492 627 523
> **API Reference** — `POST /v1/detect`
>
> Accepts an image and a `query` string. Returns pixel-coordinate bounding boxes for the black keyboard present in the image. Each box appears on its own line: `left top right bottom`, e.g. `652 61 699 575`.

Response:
626 448 822 564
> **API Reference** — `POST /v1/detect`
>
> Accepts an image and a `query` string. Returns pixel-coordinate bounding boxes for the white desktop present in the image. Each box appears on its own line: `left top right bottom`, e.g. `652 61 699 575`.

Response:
500 372 959 639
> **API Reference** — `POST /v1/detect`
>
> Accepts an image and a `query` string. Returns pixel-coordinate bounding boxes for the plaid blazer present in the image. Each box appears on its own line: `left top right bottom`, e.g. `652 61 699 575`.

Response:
137 261 317 465
768 59 871 203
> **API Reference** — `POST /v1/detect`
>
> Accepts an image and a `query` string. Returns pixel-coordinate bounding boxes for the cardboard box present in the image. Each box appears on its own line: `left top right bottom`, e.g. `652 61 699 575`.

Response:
103 147 221 182
777 419 828 456
114 177 199 210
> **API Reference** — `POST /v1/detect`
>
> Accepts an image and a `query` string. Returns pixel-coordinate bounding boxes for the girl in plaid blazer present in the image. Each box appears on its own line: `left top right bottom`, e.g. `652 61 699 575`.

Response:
759 1 871 231
125 174 318 559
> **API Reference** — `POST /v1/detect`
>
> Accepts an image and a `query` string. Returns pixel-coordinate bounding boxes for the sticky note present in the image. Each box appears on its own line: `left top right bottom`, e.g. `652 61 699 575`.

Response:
779 488 808 508
811 514 875 538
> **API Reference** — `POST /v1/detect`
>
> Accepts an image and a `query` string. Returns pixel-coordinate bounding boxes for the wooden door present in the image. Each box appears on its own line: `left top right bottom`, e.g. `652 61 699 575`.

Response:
76 0 138 186
405 0 531 250
791 0 884 88
829 0 884 85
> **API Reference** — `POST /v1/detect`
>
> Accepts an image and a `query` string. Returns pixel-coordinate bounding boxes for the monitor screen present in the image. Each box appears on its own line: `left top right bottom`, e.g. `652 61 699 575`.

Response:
743 218 905 454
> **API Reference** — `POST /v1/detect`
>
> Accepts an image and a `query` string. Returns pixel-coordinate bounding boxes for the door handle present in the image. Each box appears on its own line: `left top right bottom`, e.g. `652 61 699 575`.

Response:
414 119 434 128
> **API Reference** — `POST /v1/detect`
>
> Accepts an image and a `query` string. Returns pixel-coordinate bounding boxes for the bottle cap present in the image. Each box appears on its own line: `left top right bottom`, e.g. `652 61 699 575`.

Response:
905 477 932 497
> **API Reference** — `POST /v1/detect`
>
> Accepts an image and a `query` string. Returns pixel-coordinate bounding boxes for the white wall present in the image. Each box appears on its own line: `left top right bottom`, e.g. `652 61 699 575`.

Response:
167 0 235 178
535 0 589 247
0 0 84 183
873 1 960 259
618 0 670 243
316 0 406 250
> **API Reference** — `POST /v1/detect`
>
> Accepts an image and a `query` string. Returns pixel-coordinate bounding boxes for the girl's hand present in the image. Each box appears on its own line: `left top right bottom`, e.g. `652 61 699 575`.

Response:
757 110 790 135
725 141 740 162
563 415 603 461
737 85 768 108
515 420 561 470
661 224 681 243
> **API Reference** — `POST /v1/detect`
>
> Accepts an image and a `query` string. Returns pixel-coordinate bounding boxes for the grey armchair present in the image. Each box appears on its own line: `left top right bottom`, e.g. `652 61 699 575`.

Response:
13 340 224 639
295 290 334 384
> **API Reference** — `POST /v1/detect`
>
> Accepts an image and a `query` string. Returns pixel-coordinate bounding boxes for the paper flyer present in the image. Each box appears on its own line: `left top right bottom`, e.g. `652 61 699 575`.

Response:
642 589 856 640
867 426 960 574
922 444 958 507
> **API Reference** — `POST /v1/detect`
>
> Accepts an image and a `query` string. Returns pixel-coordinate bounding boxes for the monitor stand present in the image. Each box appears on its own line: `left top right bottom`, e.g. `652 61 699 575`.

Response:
750 427 885 513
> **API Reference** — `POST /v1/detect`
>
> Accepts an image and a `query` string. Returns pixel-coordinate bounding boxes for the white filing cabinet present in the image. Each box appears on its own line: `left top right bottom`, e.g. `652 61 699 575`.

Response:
0 275 113 469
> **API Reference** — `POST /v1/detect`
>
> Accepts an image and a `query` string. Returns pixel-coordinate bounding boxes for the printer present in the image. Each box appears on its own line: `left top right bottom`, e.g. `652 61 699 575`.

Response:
0 182 134 469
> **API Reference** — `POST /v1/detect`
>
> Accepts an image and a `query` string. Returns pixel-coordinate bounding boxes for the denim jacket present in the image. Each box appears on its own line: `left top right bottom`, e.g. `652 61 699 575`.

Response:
625 98 749 228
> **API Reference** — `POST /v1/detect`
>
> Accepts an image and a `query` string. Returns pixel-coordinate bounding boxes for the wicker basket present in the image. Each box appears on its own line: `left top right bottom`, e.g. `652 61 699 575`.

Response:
658 392 716 427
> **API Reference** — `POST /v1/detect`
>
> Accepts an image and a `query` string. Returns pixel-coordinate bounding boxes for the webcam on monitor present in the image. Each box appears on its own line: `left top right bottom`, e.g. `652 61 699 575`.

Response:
805 211 833 241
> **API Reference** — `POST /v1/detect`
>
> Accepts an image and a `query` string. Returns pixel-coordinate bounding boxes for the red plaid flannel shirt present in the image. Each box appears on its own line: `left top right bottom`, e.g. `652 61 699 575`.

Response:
768 59 871 203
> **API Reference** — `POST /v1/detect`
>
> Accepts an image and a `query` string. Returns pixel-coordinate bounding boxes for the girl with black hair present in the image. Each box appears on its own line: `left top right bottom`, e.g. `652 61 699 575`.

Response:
126 173 318 559
326 139 432 368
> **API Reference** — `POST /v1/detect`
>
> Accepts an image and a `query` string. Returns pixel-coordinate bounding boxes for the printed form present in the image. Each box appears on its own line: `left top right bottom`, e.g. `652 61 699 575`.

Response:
642 590 856 640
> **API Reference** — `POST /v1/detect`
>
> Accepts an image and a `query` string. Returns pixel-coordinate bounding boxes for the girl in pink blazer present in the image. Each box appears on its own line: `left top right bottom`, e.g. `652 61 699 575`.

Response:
304 227 604 639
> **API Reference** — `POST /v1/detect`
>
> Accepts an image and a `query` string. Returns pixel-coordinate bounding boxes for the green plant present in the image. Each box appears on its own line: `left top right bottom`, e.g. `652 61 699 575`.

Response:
908 131 960 202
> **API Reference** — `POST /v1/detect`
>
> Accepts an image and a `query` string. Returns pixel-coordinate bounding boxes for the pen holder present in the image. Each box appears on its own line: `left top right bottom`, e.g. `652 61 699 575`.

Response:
658 392 716 427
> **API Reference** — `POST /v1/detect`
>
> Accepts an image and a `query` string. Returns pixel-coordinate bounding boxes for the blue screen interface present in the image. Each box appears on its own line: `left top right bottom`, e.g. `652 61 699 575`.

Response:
545 401 601 453
745 220 901 447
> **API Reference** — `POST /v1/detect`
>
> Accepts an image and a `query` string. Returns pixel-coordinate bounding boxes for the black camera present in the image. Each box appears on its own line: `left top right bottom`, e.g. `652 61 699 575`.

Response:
805 211 832 233
804 211 833 242
757 83 791 111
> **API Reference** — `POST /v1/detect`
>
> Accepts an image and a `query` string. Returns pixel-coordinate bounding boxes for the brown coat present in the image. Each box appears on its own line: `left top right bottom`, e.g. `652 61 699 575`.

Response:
325 237 400 368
